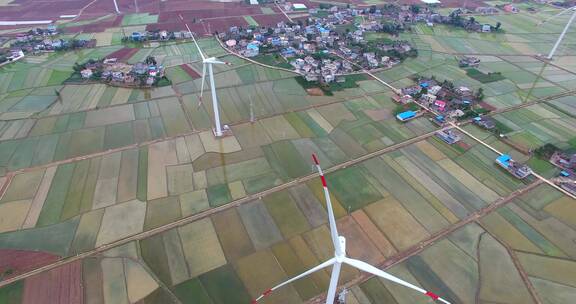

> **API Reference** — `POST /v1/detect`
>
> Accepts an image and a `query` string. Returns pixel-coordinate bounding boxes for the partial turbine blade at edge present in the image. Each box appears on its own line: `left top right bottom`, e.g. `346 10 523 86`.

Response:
252 258 336 303
205 58 231 65
343 257 451 304
311 154 343 257
179 14 206 61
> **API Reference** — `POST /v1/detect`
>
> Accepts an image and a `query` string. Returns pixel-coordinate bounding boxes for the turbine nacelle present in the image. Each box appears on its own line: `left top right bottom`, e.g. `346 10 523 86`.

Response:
335 236 346 260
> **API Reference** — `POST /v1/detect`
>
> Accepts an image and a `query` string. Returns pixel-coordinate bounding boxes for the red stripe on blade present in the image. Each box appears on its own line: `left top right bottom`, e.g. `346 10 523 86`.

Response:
263 289 272 296
426 291 439 300
320 175 327 187
312 154 320 165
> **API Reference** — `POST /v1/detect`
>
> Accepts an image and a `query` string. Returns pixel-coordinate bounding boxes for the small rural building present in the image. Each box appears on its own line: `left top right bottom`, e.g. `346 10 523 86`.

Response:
245 42 260 57
396 111 417 122
292 3 307 11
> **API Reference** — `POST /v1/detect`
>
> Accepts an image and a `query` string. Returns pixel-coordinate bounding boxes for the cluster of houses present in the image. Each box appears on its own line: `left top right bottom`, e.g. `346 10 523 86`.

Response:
420 8 500 33
398 78 481 121
11 37 95 54
550 151 576 194
220 5 417 82
0 49 24 65
476 4 519 15
290 56 353 82
79 57 165 87
125 30 194 42
4 24 94 54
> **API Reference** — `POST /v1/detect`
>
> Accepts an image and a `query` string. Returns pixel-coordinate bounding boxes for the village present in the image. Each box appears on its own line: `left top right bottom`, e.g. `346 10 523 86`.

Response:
76 55 166 87
219 17 416 83
550 151 576 195
9 26 96 54
218 1 506 83
391 74 539 181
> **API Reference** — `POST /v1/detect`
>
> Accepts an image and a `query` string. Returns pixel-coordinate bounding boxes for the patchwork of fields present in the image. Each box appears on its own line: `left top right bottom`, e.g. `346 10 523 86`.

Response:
0 4 575 304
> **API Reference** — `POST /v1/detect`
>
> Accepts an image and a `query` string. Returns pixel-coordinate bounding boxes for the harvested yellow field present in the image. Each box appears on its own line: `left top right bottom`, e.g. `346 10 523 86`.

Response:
415 140 446 161
0 199 31 233
124 258 159 302
199 131 242 153
179 218 227 277
364 197 429 251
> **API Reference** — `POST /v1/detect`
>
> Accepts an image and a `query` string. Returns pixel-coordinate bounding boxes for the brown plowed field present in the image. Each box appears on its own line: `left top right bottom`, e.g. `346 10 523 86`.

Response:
21 260 83 304
106 48 140 62
0 249 59 280
252 14 290 27
181 64 201 79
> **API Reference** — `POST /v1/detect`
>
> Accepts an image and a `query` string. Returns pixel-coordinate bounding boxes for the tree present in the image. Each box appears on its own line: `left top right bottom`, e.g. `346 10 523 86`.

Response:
410 5 420 14
369 5 376 14
468 16 475 24
495 22 501 30
145 56 157 65
476 87 484 100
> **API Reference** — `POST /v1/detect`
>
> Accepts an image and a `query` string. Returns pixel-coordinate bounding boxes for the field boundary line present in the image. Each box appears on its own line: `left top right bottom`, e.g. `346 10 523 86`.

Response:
0 126 450 288
477 224 543 304
306 179 544 304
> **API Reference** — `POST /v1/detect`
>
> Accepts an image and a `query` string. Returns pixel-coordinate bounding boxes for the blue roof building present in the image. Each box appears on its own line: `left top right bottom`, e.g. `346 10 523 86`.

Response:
419 82 429 88
132 32 142 41
245 42 260 57
396 111 417 121
281 47 296 57
560 170 571 177
496 154 511 168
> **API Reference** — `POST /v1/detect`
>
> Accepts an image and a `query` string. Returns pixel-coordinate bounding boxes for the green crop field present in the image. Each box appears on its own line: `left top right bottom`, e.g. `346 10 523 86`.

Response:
0 6 575 304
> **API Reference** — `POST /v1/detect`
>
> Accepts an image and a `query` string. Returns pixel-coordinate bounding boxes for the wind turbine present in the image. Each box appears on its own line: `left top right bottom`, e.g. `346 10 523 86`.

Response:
112 0 120 14
537 6 576 60
252 154 452 304
179 15 231 137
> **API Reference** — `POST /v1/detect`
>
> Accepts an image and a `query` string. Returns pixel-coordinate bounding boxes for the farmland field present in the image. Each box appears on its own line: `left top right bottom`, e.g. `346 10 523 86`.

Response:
0 2 575 304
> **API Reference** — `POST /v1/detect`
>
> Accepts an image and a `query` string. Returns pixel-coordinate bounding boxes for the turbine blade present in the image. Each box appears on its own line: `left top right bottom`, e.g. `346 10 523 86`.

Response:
252 258 336 303
190 32 206 61
343 257 451 304
179 14 205 60
326 262 342 304
312 154 343 256
539 6 574 25
205 58 232 65
200 64 207 100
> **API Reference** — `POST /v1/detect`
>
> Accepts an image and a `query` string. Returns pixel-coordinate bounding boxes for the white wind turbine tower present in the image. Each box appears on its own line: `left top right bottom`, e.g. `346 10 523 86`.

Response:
252 154 452 304
180 15 231 137
537 6 576 60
